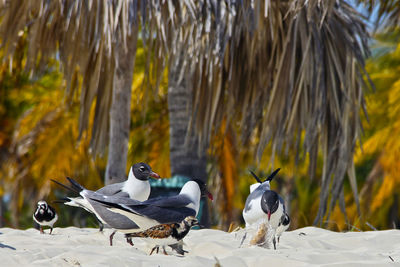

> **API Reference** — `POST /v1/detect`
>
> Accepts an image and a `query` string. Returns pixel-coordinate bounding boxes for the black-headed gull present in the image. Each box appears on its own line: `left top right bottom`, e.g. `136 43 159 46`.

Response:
52 162 160 245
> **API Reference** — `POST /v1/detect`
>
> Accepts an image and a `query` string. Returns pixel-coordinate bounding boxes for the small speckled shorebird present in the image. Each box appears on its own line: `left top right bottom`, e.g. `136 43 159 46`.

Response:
125 216 200 255
33 200 58 234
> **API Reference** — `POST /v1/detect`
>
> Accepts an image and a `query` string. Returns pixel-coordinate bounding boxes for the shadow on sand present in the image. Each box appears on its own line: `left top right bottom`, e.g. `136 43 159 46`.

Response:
1 242 16 250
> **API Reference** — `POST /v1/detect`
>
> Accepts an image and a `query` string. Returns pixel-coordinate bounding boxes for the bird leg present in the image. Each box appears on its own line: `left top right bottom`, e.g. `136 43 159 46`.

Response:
98 221 104 232
49 227 53 235
126 237 134 246
150 246 159 255
162 246 168 255
109 230 116 246
273 237 277 250
40 227 44 234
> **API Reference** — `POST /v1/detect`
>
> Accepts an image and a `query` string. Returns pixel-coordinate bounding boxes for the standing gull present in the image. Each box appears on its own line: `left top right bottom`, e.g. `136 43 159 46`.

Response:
259 189 288 249
52 162 160 245
83 178 213 232
242 168 289 249
85 178 212 254
56 176 212 251
242 168 280 227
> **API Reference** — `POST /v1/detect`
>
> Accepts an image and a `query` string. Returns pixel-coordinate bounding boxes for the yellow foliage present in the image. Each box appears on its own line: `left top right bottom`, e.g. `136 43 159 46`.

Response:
218 128 238 215
0 45 104 225
127 45 170 178
352 32 400 229
210 122 238 227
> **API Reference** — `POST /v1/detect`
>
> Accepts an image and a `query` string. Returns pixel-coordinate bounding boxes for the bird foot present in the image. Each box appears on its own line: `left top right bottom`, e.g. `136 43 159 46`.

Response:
162 246 168 255
109 231 116 246
99 222 104 232
126 237 134 246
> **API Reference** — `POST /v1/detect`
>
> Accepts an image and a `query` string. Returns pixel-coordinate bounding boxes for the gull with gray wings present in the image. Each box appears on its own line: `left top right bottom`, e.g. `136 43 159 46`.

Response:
64 177 212 253
52 162 160 245
242 168 290 249
243 168 280 227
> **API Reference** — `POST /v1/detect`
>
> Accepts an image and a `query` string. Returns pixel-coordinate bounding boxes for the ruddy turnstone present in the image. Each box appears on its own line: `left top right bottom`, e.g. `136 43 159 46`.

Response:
33 200 58 234
125 216 199 255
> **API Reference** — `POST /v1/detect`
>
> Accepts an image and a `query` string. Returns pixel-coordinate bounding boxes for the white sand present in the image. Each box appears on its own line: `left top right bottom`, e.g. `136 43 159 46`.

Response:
0 226 399 266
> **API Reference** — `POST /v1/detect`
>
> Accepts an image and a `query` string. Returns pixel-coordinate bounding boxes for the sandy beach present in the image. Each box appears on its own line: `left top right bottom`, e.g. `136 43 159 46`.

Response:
0 226 399 266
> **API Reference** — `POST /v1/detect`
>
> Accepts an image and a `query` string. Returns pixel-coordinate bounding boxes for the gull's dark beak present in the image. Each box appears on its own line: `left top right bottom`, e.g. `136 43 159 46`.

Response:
267 211 271 221
149 171 161 179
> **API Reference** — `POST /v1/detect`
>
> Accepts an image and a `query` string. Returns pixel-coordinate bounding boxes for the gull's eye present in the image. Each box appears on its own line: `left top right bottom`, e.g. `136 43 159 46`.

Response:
139 166 145 172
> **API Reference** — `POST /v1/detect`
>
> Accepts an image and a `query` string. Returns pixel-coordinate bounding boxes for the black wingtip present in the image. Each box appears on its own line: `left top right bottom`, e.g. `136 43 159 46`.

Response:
51 178 79 194
265 168 281 182
283 213 291 225
66 177 85 192
89 196 136 215
249 170 263 183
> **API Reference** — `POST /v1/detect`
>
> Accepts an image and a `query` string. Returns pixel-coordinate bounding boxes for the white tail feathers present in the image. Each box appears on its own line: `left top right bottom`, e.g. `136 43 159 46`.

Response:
64 197 94 214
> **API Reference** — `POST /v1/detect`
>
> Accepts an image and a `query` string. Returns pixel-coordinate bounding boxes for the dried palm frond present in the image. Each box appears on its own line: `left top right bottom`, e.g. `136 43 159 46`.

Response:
187 1 371 225
0 0 372 224
0 0 228 151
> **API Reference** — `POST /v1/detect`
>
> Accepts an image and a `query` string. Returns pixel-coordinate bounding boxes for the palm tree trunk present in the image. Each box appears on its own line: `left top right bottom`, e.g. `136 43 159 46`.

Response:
0 197 3 227
168 55 209 226
105 31 138 185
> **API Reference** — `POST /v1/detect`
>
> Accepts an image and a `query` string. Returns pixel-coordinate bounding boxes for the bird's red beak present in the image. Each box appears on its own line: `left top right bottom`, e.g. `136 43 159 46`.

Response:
268 211 271 221
149 171 161 179
207 191 213 201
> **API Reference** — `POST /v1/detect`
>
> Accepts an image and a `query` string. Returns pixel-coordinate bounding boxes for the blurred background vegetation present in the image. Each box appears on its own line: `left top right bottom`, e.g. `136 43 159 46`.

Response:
0 1 400 232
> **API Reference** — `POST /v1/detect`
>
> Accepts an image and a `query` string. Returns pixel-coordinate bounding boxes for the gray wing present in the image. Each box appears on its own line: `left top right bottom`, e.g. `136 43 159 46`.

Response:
129 195 195 223
81 190 140 230
140 194 192 207
90 201 139 230
96 182 125 196
87 192 195 224
244 183 270 212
